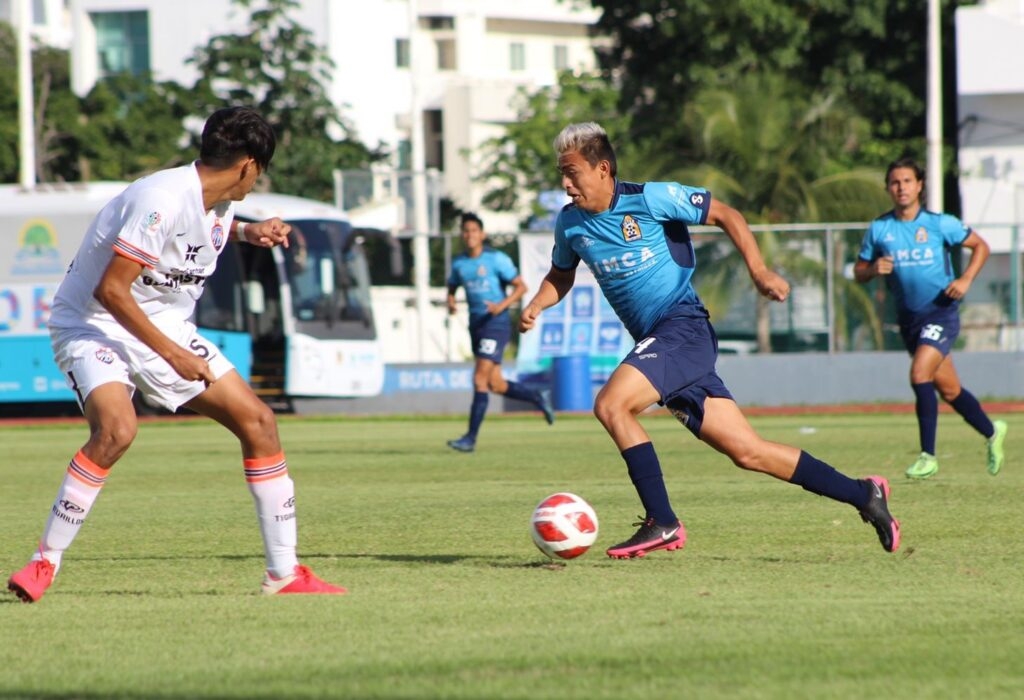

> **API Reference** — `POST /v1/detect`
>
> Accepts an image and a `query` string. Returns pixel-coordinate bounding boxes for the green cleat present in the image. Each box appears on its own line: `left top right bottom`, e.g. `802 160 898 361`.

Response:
906 452 939 480
987 420 1007 476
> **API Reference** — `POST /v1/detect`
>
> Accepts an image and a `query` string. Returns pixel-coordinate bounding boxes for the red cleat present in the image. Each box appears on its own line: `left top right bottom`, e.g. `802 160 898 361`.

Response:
8 558 56 603
261 564 347 595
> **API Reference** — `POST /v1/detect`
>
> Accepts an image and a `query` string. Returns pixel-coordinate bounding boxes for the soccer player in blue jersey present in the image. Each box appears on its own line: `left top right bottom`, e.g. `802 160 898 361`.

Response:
855 157 1006 480
446 213 554 452
519 122 900 558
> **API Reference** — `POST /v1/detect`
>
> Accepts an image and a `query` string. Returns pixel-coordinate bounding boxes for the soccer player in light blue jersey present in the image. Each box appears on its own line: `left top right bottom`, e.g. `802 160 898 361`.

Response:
855 157 1006 479
445 213 554 453
520 122 900 558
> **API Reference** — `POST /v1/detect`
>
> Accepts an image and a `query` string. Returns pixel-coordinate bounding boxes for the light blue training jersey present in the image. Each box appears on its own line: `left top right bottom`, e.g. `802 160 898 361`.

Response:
858 209 971 316
552 180 711 340
447 248 519 323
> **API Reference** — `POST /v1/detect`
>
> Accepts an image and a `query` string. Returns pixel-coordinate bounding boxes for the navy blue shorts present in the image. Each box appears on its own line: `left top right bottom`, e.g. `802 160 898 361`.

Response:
469 315 510 363
899 306 960 357
622 312 733 437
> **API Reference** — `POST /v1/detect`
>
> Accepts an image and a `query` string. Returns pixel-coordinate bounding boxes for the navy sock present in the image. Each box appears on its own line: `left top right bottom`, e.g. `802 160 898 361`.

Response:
790 451 872 509
466 391 488 440
622 442 677 524
950 389 995 438
503 381 540 405
912 382 938 455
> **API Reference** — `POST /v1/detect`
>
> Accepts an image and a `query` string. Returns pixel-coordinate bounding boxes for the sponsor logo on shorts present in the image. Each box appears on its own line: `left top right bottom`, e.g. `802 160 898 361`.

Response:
638 353 658 360
95 347 116 364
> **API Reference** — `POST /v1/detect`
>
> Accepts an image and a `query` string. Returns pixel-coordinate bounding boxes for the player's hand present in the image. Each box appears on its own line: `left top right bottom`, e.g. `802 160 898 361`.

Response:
484 301 502 316
874 256 894 276
167 347 217 386
244 217 292 248
751 269 790 302
945 277 971 300
519 303 541 332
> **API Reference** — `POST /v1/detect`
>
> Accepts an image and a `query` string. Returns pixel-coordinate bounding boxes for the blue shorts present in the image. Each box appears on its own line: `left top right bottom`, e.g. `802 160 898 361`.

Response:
899 306 960 357
622 311 733 437
469 314 511 363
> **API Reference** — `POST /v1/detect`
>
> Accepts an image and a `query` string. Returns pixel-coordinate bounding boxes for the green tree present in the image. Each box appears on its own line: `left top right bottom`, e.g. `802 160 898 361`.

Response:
185 0 381 201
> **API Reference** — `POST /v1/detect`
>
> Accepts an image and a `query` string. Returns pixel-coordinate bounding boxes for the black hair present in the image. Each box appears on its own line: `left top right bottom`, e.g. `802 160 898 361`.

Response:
199 107 276 172
885 157 925 185
460 212 484 230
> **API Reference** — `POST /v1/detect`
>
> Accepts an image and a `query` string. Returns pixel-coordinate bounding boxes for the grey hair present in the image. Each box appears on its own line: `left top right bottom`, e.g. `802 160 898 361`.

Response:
553 122 618 176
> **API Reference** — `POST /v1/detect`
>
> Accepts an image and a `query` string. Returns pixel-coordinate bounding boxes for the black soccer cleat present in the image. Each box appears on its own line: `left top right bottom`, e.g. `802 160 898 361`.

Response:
606 516 686 559
859 476 901 553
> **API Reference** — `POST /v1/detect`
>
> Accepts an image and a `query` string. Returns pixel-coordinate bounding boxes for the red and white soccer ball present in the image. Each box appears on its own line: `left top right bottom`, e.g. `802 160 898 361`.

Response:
530 492 599 560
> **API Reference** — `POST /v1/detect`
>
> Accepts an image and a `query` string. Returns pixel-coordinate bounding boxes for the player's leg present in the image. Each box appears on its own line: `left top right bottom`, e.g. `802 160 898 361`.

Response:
447 356 495 452
594 364 685 558
491 360 555 426
185 372 345 595
698 398 900 553
9 338 138 603
906 344 945 478
934 356 1006 475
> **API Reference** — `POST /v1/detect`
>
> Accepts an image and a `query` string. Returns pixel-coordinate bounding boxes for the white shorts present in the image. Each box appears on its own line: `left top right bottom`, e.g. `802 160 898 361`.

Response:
50 321 236 412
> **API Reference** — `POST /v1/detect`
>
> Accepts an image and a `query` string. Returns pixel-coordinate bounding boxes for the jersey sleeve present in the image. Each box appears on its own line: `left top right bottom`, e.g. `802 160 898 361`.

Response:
551 213 580 270
939 214 971 247
857 223 879 261
494 251 519 284
111 187 176 269
446 261 460 291
642 182 710 225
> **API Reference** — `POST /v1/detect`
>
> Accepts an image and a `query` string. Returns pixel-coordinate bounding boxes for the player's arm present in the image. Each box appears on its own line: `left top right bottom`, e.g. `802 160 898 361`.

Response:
519 266 575 333
946 230 990 300
487 275 528 315
705 198 790 302
854 257 893 282
232 217 292 248
93 256 216 384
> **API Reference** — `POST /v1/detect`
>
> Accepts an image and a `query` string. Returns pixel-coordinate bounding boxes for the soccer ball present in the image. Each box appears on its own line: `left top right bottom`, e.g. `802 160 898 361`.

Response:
530 492 599 560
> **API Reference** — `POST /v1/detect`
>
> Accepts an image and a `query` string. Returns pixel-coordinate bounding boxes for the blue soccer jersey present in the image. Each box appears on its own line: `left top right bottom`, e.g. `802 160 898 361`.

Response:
552 180 711 339
858 210 971 316
447 248 520 323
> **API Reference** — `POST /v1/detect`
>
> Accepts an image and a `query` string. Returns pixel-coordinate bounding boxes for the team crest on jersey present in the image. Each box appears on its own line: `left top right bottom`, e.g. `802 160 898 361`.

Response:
145 212 162 230
94 347 115 365
915 227 928 243
211 219 225 249
621 215 642 242
476 265 487 277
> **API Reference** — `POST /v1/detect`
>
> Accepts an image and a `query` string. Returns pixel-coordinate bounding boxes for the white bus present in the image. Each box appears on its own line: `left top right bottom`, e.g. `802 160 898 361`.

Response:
0 183 384 412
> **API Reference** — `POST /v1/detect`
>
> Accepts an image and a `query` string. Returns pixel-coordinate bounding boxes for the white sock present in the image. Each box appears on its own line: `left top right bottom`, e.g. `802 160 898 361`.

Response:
34 451 109 571
244 453 299 579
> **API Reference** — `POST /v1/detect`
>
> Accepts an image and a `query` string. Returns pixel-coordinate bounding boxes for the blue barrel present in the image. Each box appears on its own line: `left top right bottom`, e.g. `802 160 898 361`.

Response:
552 354 592 411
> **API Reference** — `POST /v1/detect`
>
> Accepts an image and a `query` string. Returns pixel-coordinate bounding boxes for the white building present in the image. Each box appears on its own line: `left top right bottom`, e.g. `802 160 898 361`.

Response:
0 0 72 48
60 0 600 232
956 0 1024 252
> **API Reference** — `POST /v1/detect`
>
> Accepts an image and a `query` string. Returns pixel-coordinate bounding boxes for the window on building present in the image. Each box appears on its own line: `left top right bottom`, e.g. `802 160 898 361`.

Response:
436 38 456 71
422 16 454 31
510 42 525 71
93 11 150 77
424 110 443 171
553 44 569 71
395 37 410 68
32 0 45 24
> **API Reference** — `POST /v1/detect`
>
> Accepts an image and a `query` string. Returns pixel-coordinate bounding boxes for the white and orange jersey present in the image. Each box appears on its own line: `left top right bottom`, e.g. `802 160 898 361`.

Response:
50 163 234 336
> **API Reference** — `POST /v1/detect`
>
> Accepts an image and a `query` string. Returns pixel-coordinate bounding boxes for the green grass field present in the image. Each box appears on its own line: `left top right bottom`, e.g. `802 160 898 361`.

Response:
1 411 1022 699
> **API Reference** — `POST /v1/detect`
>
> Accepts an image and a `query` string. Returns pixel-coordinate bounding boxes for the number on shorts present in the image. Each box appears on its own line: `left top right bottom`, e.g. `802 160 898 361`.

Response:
478 338 498 356
189 339 211 358
919 324 943 342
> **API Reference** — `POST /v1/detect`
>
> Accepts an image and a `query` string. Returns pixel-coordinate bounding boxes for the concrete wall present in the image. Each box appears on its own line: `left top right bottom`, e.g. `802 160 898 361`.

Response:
292 351 1024 416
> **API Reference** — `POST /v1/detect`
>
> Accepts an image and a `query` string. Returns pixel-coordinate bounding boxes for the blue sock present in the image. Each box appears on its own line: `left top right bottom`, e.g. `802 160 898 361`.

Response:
503 381 540 406
912 382 938 455
622 442 677 525
790 451 872 509
950 389 995 438
466 391 488 440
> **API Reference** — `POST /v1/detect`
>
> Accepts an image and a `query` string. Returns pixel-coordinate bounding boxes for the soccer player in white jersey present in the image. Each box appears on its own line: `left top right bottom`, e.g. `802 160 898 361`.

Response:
520 122 900 559
6 107 346 601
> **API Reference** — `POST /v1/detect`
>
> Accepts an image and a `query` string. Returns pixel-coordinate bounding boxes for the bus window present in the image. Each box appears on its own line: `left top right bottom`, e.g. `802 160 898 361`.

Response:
194 243 246 333
281 219 376 341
